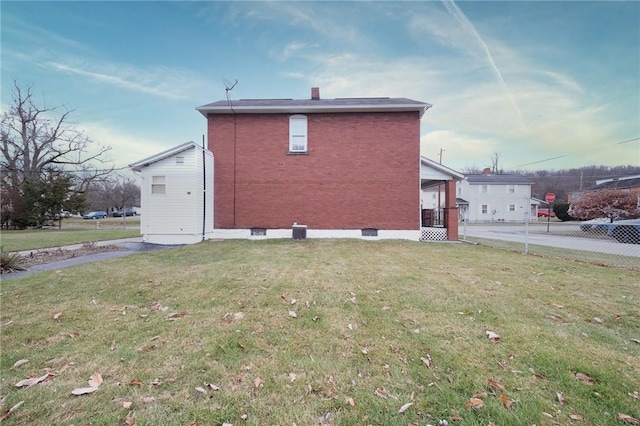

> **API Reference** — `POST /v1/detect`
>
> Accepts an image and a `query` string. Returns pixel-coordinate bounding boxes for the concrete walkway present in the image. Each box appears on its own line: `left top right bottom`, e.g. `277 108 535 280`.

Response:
3 238 181 280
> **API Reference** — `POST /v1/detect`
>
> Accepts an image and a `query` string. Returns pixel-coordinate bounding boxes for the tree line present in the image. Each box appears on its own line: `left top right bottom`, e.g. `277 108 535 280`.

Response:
1 81 139 229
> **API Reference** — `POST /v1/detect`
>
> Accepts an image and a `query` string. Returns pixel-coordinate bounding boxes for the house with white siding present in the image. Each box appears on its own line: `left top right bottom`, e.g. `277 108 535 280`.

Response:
458 169 536 223
129 141 214 244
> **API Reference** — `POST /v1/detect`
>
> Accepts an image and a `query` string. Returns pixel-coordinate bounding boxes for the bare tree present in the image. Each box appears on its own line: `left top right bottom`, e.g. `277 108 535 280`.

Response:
1 81 112 190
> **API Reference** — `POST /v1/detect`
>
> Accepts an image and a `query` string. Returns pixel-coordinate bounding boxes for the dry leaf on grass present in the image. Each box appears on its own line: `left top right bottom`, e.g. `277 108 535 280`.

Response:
569 413 583 420
122 401 133 409
129 378 143 386
167 312 187 319
254 377 263 388
71 387 99 395
618 414 640 425
593 317 604 324
124 413 137 426
15 373 52 388
207 383 220 391
374 388 388 399
556 392 565 405
420 354 432 368
288 310 297 318
195 387 207 394
88 373 103 388
345 397 355 406
11 359 28 369
464 397 484 409
0 400 24 422
485 331 500 342
631 339 640 345
499 393 513 409
486 378 505 392
53 312 62 320
398 402 413 413
575 372 595 385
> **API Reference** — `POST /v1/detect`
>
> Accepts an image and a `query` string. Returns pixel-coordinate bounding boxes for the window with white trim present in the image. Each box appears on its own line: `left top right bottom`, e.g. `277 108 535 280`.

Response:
289 114 308 152
481 185 488 194
151 176 166 194
509 204 516 212
507 185 516 194
481 204 488 214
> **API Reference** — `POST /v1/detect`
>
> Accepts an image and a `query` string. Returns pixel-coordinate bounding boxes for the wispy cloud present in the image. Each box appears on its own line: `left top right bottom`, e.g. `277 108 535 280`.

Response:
46 61 204 101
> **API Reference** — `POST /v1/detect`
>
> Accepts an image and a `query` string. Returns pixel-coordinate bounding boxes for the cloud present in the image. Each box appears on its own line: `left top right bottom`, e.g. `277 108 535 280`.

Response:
46 61 205 101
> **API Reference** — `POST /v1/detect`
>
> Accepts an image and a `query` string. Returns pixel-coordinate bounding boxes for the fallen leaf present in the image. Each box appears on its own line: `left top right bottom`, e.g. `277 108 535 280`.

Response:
207 383 220 391
485 331 500 342
398 402 413 413
71 386 99 395
629 391 639 400
575 372 595 385
53 312 62 320
420 355 432 368
129 379 143 386
618 413 640 425
195 386 207 394
288 310 297 318
486 378 505 392
0 400 24 422
288 373 297 383
15 373 52 388
11 359 29 369
167 312 187 319
124 413 137 426
290 299 297 305
569 413 583 420
499 393 513 409
543 412 554 418
464 397 484 409
110 340 117 351
141 396 155 404
556 392 565 405
382 306 391 311
345 397 355 406
593 317 604 324
254 376 263 388
374 388 388 399
122 401 133 409
631 339 640 345
88 372 103 388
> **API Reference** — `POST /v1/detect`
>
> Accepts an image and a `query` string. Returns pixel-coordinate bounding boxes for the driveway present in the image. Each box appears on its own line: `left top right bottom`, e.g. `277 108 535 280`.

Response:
2 238 182 280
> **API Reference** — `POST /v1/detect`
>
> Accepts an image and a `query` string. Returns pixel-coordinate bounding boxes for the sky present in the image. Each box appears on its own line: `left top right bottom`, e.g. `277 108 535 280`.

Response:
2 1 639 175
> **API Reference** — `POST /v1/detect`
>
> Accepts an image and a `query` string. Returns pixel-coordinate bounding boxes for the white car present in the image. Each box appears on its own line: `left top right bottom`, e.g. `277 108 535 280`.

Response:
579 218 610 231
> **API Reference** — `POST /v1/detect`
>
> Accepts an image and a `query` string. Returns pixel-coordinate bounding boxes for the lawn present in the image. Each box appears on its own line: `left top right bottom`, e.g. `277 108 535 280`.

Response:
1 239 638 425
1 217 140 252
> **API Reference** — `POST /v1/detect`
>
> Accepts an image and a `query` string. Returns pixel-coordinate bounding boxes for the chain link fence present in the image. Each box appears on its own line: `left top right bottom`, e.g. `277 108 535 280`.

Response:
460 220 640 271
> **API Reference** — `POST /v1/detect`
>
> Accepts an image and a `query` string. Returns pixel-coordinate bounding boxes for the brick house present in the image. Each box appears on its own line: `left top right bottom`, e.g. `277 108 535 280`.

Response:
196 87 458 240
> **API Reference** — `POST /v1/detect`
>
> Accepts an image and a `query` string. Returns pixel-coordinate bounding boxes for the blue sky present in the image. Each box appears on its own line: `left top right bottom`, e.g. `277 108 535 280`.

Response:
2 1 639 174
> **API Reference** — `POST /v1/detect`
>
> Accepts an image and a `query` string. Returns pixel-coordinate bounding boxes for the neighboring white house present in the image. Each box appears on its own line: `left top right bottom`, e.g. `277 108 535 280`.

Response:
423 169 537 223
129 141 214 244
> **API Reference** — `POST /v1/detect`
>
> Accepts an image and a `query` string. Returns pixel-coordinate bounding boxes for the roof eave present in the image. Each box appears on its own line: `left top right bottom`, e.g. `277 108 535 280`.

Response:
129 141 200 171
196 103 432 118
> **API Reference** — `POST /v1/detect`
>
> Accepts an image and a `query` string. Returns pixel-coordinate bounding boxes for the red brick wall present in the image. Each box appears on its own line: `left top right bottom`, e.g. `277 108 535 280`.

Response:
207 112 421 230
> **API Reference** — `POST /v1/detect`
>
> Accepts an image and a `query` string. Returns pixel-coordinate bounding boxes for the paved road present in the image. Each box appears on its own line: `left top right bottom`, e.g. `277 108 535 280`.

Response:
460 223 640 258
2 238 181 280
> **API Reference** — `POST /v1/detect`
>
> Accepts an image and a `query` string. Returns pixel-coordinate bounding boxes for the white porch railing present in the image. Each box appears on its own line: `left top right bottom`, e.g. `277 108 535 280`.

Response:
420 226 447 241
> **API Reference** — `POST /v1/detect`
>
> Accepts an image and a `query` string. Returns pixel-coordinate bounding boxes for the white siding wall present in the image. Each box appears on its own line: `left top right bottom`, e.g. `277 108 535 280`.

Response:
139 146 214 244
458 181 532 223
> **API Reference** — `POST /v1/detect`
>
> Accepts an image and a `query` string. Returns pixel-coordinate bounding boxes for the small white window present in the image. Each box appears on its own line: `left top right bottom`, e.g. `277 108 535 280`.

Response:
507 185 516 194
509 204 516 212
152 176 166 194
289 115 308 152
481 204 488 214
481 185 488 194
176 156 185 164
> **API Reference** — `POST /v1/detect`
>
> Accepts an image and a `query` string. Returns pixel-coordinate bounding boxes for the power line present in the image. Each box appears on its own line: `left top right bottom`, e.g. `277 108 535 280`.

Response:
617 137 640 144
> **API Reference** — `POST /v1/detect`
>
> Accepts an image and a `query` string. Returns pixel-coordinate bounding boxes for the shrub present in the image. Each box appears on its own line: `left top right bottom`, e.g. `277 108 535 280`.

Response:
554 202 576 221
0 246 28 273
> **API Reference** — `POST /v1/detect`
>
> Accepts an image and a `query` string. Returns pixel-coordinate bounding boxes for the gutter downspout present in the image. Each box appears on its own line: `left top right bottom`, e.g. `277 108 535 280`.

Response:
202 135 206 241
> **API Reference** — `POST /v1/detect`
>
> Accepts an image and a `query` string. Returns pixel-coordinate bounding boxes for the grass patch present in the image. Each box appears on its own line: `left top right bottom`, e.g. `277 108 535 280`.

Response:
0 226 140 252
1 239 638 425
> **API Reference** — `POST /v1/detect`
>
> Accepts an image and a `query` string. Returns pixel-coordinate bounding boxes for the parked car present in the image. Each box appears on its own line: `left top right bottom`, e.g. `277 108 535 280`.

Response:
83 211 107 219
537 208 556 218
605 219 640 244
112 209 137 217
579 217 610 231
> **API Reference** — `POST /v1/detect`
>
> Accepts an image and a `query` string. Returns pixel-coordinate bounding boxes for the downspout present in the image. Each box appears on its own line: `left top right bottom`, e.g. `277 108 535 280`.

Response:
202 135 206 241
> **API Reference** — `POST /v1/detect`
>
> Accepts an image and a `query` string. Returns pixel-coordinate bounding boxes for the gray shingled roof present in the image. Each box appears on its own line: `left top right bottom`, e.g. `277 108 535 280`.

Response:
465 174 532 185
196 97 431 118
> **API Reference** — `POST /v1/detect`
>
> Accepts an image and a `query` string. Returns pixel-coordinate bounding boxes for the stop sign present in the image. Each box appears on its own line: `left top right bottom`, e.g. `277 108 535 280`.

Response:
545 192 556 203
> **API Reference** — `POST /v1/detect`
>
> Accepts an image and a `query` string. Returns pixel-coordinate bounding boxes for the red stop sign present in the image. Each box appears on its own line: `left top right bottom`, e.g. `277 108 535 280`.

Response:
545 192 556 203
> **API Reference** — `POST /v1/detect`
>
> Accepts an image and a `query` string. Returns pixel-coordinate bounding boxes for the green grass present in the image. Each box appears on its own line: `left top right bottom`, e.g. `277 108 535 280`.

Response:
1 218 140 251
1 239 638 425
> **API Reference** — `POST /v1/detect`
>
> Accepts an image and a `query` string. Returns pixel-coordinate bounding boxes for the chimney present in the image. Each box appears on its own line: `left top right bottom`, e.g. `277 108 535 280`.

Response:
483 167 491 175
311 87 320 100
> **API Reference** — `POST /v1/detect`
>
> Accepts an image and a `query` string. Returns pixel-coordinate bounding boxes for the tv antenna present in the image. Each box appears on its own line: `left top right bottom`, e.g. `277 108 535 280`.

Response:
223 78 238 103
